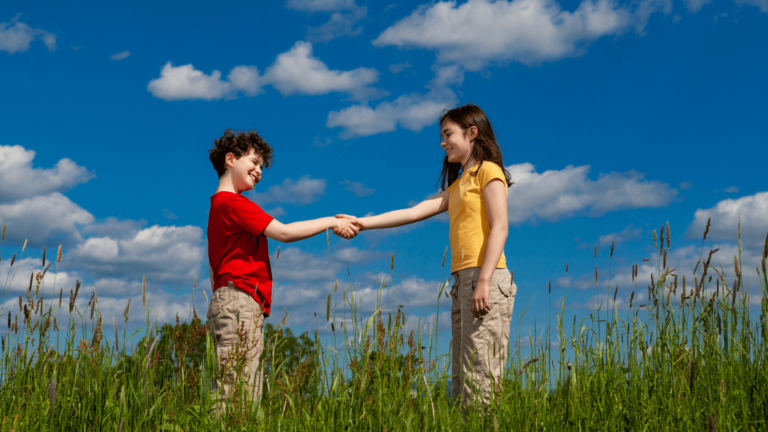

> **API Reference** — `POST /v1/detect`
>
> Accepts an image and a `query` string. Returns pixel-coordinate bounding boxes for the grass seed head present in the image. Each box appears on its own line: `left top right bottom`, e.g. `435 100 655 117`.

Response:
42 246 46 267
442 245 447 268
666 221 671 248
57 245 62 264
326 293 330 322
703 218 711 242
1 224 4 240
566 262 569 274
276 245 281 262
734 255 741 279
124 297 131 320
142 276 146 308
548 281 551 295
653 229 657 247
763 230 768 260
10 253 16 267
610 240 614 259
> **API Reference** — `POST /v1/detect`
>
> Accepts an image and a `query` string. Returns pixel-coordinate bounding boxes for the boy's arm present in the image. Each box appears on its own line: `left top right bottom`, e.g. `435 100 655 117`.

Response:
263 217 358 243
344 189 450 230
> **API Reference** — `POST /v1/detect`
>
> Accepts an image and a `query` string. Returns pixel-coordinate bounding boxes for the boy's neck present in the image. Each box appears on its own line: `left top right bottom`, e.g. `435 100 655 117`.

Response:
216 173 240 195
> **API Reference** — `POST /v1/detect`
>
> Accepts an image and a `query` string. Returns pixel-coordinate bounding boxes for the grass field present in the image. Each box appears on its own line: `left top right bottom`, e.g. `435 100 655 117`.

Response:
1 222 767 431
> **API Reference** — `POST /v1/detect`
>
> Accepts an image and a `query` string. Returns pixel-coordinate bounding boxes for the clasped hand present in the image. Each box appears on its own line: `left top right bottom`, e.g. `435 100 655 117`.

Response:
331 214 364 240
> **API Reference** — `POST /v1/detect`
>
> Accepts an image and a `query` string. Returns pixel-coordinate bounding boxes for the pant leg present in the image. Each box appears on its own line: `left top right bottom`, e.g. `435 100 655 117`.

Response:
207 283 265 408
451 268 516 407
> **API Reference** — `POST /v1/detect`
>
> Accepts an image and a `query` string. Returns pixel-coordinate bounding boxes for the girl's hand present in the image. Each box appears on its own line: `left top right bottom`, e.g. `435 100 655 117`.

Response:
332 217 359 239
470 280 492 319
335 214 366 230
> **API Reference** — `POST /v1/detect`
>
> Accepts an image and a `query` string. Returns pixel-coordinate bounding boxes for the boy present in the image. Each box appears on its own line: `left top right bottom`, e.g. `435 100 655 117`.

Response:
206 128 356 407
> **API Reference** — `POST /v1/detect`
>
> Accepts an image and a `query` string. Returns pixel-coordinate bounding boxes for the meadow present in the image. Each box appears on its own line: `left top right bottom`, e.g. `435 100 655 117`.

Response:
0 221 767 431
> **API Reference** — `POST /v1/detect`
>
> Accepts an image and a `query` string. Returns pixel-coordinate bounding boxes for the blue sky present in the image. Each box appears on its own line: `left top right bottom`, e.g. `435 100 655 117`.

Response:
1 0 767 355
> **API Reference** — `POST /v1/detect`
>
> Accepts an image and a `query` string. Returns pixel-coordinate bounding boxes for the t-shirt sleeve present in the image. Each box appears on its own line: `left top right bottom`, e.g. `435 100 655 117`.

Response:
477 162 507 191
229 196 275 236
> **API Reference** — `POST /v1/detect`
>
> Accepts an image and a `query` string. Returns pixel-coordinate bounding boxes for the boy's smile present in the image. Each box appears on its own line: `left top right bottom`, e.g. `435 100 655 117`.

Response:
229 149 264 193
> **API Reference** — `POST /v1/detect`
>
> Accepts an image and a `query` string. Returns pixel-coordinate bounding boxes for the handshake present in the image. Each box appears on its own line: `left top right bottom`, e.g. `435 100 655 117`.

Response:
331 214 365 240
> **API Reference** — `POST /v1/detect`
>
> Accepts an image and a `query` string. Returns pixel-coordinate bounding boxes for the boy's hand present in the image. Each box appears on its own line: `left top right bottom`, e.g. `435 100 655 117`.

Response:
470 280 491 319
332 217 359 239
335 214 366 230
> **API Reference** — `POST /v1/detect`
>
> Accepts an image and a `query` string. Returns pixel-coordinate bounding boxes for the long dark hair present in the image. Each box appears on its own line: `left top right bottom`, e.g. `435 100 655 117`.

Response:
438 104 512 191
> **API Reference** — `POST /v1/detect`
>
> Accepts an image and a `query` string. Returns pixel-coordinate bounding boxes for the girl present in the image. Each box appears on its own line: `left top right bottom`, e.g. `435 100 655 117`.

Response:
340 103 516 407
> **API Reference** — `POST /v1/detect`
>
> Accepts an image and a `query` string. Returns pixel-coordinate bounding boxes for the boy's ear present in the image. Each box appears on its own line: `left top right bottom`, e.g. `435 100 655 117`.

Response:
225 152 236 169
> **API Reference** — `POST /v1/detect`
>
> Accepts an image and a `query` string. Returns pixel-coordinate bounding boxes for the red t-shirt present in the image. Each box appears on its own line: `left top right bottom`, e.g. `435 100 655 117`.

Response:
208 191 275 316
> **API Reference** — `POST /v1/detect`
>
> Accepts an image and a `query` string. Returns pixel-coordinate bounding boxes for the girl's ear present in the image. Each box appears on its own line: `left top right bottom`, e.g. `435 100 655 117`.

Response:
467 125 479 141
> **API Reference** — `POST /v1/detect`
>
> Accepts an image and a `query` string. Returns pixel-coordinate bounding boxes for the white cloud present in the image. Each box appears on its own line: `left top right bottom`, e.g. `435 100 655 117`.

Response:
390 62 412 74
147 62 262 101
724 186 739 193
507 163 678 224
332 247 388 264
734 0 768 12
264 41 380 99
286 0 357 11
0 145 94 204
327 89 458 138
0 193 94 247
340 179 375 197
307 6 367 42
682 0 711 12
598 225 643 246
64 225 205 283
686 191 768 253
110 50 130 60
250 175 326 205
372 0 634 70
80 217 146 239
0 15 57 54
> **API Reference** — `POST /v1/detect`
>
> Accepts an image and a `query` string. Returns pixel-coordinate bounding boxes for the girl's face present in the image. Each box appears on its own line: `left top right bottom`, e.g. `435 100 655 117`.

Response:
440 120 477 165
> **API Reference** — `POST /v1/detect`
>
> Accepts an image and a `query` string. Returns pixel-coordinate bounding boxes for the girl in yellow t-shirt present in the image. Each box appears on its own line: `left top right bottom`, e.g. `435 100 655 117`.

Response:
337 103 516 408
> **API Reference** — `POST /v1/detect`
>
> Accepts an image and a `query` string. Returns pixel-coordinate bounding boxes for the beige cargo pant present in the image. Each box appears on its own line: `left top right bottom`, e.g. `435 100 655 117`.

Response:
206 282 265 410
451 267 516 407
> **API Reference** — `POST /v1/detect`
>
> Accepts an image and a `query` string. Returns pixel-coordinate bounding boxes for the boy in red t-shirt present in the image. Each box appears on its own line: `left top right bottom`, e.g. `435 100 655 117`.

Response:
206 129 357 407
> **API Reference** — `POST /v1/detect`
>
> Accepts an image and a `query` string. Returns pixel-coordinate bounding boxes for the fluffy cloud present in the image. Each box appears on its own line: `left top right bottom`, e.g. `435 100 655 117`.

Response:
598 225 643 246
307 6 367 42
332 247 388 264
64 225 205 284
250 175 326 206
733 0 768 12
264 41 380 99
372 0 634 70
147 62 262 101
0 145 94 204
149 41 380 101
327 89 458 138
507 163 678 224
340 179 375 197
0 15 57 54
686 191 768 253
0 193 94 247
110 50 130 60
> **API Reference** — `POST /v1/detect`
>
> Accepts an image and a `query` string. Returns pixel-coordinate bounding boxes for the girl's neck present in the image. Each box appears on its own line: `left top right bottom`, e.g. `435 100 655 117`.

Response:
462 156 479 173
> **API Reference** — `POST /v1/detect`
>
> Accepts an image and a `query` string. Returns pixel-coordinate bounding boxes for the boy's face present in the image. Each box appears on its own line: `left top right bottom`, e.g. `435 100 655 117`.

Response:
226 148 263 193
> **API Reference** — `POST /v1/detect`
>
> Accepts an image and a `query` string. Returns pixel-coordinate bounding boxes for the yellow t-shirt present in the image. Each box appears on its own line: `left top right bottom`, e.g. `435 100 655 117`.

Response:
448 162 508 273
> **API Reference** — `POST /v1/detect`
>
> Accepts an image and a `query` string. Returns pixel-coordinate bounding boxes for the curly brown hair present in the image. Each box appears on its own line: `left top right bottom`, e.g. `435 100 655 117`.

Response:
208 129 274 178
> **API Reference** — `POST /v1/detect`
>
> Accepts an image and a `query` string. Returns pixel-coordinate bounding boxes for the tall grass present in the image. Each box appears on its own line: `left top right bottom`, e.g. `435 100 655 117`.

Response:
0 222 767 431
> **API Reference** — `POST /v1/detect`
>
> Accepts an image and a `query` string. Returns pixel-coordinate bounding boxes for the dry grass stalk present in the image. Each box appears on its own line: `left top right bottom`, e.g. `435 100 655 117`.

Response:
703 218 711 242
57 245 62 263
114 317 119 353
58 289 62 308
610 241 614 259
22 239 27 253
326 293 331 322
142 276 146 308
516 357 540 376
124 297 131 320
594 245 597 259
548 281 551 295
42 246 46 267
441 246 447 268
666 221 671 248
594 266 599 284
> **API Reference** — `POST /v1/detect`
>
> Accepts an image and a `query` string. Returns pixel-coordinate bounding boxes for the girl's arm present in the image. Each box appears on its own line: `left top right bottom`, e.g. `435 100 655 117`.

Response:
347 189 450 230
263 217 358 243
470 179 509 319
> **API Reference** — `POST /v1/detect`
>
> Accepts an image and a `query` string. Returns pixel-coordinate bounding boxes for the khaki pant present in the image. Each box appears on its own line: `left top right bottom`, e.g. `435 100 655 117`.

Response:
451 267 516 407
206 283 265 409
